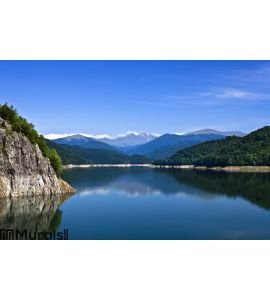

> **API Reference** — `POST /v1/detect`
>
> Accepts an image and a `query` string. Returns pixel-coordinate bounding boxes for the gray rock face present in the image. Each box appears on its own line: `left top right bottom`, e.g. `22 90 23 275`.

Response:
0 117 75 197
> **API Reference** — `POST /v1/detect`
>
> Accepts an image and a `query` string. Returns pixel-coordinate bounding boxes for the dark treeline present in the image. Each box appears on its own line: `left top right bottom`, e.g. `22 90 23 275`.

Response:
47 139 151 165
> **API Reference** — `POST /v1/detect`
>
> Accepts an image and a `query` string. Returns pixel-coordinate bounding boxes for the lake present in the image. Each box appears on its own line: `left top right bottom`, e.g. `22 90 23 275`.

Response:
1 167 270 239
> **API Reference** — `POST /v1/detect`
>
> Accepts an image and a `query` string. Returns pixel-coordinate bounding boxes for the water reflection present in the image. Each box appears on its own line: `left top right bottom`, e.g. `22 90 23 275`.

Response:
167 169 270 210
63 168 270 210
60 168 270 239
2 168 270 240
0 194 70 239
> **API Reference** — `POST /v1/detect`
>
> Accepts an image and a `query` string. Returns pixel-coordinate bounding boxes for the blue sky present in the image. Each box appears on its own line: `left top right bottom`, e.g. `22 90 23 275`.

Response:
0 61 269 137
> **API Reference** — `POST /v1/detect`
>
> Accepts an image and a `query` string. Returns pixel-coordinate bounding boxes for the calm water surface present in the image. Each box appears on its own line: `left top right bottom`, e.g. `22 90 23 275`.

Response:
2 167 270 239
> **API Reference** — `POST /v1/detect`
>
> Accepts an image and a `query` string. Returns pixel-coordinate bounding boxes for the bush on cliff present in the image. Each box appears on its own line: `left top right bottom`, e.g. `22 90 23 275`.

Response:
0 103 63 175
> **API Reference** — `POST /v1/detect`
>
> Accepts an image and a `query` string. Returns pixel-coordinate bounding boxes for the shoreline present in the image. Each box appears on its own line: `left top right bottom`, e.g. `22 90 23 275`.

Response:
63 164 270 173
156 165 270 173
64 164 154 169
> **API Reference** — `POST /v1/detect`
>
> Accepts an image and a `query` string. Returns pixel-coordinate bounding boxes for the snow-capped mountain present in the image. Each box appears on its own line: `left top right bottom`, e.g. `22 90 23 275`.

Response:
98 132 158 148
47 132 159 150
45 129 246 156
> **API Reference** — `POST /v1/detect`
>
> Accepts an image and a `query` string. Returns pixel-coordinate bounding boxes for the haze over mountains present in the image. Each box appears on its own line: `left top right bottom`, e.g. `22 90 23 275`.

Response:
53 134 116 151
49 129 246 163
185 129 246 137
98 132 158 149
47 139 151 165
125 133 226 160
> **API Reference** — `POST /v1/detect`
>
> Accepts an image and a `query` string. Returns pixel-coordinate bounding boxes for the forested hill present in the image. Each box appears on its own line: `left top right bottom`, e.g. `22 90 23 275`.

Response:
47 139 151 165
155 126 270 167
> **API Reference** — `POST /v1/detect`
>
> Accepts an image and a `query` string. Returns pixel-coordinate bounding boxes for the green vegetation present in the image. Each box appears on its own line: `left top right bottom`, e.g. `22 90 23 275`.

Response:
47 139 151 165
127 133 225 160
0 103 63 175
155 126 270 167
158 169 270 210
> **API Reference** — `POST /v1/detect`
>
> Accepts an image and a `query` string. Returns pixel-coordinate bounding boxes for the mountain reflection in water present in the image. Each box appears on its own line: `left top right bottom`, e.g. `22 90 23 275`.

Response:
61 168 270 239
63 168 270 210
2 168 270 240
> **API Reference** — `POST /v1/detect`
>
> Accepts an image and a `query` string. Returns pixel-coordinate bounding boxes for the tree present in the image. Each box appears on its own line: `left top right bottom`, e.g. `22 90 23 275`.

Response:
156 126 270 167
47 149 63 175
0 103 63 175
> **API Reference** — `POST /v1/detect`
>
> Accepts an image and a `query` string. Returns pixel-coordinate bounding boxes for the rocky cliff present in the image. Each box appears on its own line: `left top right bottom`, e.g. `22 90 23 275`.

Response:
0 117 75 197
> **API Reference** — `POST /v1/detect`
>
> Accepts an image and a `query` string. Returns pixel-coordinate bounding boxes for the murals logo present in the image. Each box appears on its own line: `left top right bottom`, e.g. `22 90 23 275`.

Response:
0 228 69 240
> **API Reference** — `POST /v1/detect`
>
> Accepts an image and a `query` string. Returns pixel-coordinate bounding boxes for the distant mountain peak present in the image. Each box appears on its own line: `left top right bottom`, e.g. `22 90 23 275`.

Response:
45 133 112 140
67 134 89 139
184 129 246 137
45 131 159 141
52 134 117 151
50 132 159 150
117 131 158 137
98 132 159 148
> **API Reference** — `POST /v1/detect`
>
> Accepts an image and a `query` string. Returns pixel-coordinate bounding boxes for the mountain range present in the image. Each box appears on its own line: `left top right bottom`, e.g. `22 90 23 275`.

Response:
97 132 157 149
125 133 227 160
185 129 246 137
50 130 246 161
156 126 270 167
46 139 151 165
53 134 117 151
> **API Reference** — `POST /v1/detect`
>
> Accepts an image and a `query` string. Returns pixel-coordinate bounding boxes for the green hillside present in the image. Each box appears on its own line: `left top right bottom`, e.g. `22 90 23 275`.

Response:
155 126 270 167
47 140 151 165
127 133 225 159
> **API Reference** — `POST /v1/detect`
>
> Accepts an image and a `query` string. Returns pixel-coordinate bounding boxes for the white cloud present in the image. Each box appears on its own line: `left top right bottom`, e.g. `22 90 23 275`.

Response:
222 64 270 84
216 88 256 99
44 132 161 140
116 131 140 137
199 88 268 102
44 133 73 140
84 134 112 139
116 131 161 138
44 133 112 140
